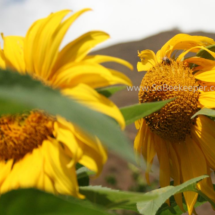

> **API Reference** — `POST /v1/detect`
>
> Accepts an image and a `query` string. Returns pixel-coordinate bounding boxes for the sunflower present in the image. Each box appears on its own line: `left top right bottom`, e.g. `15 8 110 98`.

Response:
134 34 215 214
0 9 132 197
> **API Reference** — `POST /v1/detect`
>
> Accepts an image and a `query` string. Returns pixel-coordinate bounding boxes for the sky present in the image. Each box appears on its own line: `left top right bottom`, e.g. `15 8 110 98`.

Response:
1 0 215 50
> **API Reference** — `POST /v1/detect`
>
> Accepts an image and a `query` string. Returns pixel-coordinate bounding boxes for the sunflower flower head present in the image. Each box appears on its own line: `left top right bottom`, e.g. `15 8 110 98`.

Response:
135 34 215 214
0 111 54 160
139 57 200 142
0 9 132 198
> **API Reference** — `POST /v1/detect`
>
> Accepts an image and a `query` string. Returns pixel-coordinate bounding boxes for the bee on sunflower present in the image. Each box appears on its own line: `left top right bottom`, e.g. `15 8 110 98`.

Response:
135 34 215 215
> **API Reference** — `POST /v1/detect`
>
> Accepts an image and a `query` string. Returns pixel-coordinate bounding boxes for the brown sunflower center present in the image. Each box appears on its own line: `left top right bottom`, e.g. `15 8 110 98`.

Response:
139 61 200 142
0 111 55 161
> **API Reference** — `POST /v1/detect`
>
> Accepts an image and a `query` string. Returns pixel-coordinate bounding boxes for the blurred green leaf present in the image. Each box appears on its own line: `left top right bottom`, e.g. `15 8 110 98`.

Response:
137 175 208 215
0 188 113 215
77 167 95 179
0 98 31 115
0 68 135 164
196 44 215 60
191 108 215 119
79 186 157 212
76 167 94 187
120 99 174 125
96 86 126 97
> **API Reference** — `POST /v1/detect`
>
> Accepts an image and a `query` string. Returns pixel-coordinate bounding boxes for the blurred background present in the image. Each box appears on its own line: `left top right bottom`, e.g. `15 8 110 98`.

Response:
1 0 215 214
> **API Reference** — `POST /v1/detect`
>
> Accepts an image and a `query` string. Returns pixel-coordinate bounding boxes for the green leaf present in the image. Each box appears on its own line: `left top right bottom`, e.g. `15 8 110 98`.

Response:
157 184 215 215
0 98 31 115
79 186 157 212
0 188 113 215
191 108 215 119
156 196 187 215
76 167 94 186
77 167 95 179
0 68 135 164
96 86 126 97
196 44 215 60
196 188 215 208
136 175 208 215
120 99 174 125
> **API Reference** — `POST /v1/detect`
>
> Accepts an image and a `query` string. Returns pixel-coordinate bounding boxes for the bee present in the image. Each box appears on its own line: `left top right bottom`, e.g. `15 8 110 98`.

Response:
162 56 171 65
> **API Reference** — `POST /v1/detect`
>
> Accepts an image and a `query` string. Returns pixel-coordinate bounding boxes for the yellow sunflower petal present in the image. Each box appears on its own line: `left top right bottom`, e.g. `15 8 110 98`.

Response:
54 117 83 165
62 84 125 129
33 10 71 77
134 118 143 130
198 168 215 204
52 62 112 88
52 31 110 73
174 136 209 215
17 148 43 188
192 118 215 204
177 46 215 62
42 8 91 79
82 55 133 70
72 126 107 162
184 57 215 72
52 62 131 89
1 148 44 193
134 119 146 154
154 134 171 205
1 35 25 73
41 139 83 198
168 143 184 212
0 47 6 69
1 160 21 193
37 171 56 194
137 50 157 72
192 116 215 169
195 69 215 83
160 34 215 58
55 116 107 175
24 17 47 73
144 128 156 184
134 122 156 184
154 135 170 188
155 50 162 64
74 136 106 175
108 69 132 86
0 160 13 188
198 91 215 108
56 116 99 153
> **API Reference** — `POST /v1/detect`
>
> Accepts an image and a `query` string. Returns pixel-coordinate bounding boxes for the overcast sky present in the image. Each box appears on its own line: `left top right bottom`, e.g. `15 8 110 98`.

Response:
1 0 215 50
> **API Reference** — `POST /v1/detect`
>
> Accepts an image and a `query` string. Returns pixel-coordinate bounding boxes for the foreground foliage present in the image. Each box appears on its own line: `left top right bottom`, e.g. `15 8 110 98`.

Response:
0 68 215 214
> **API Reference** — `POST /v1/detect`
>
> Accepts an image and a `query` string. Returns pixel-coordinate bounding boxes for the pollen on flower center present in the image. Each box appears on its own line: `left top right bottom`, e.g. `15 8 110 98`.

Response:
139 61 200 142
0 111 55 160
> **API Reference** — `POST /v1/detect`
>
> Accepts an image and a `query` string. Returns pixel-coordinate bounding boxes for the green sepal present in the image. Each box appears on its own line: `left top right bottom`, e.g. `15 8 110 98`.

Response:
196 44 215 60
191 108 215 119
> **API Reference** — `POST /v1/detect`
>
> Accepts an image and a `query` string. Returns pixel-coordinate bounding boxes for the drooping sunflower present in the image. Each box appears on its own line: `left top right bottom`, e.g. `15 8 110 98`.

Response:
0 9 132 197
135 34 215 214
